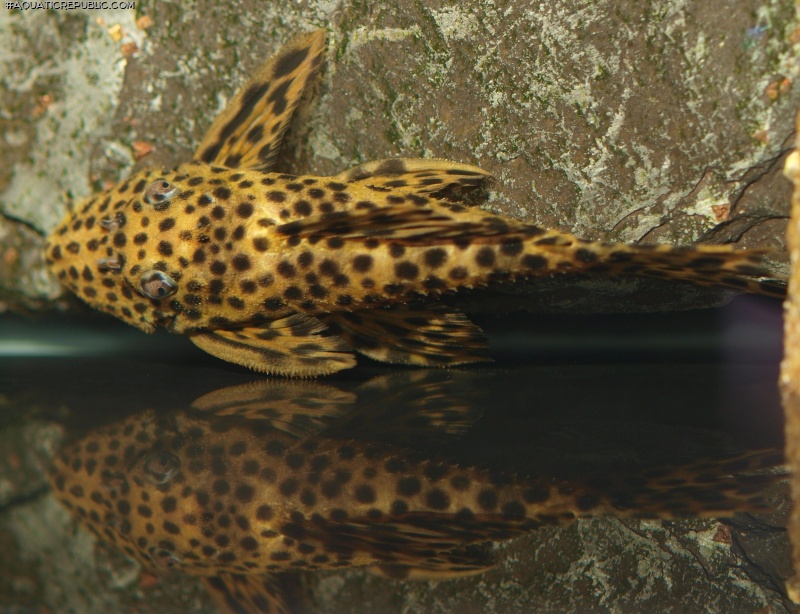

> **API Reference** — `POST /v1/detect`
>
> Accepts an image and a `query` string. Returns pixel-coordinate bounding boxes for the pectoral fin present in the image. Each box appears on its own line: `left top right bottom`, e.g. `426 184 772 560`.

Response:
272 508 527 576
335 158 492 194
371 546 497 580
194 30 327 171
202 573 287 614
336 370 485 444
191 380 355 436
323 306 491 366
189 314 355 376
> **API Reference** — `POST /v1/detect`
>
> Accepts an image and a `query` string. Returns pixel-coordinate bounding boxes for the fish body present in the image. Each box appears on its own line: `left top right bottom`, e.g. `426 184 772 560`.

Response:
49 389 783 612
44 30 784 376
52 409 543 576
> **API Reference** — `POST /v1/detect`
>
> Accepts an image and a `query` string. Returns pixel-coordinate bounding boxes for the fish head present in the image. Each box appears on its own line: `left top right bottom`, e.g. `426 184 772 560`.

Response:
50 410 185 569
45 167 176 333
50 409 288 574
45 162 268 334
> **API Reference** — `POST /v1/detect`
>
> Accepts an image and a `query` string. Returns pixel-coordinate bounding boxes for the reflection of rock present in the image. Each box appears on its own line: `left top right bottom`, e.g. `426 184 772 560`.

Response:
781 117 800 602
309 513 794 613
1 491 793 613
1 1 797 315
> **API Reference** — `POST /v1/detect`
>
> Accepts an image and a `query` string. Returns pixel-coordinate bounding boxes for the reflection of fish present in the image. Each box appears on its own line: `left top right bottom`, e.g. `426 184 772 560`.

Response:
49 380 784 613
44 30 784 377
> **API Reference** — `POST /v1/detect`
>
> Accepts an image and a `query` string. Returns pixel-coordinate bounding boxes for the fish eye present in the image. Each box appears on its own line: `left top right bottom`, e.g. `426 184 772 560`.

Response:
143 179 180 204
140 270 177 300
152 549 181 569
141 451 181 485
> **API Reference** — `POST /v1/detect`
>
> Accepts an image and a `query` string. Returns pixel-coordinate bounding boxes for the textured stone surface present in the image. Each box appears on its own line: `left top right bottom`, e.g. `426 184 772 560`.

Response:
1 0 798 314
781 111 800 600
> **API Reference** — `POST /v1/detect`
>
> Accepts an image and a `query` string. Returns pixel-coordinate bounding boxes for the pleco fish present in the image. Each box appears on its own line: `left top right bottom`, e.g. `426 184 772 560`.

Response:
49 380 784 614
45 30 785 375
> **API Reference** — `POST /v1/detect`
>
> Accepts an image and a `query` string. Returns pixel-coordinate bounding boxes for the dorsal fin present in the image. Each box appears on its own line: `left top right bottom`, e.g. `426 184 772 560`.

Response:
275 203 538 245
335 158 493 194
194 30 327 171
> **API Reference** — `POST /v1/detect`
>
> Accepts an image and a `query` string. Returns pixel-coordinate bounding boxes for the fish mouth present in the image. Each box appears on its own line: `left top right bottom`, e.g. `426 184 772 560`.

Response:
163 315 180 332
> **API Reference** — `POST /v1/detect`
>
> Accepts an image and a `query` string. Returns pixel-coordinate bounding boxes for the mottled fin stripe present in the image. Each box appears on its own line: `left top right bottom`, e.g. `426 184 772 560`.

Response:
189 314 355 376
202 573 287 614
335 158 493 194
567 449 787 520
580 243 786 298
194 29 327 171
191 381 355 436
276 203 534 244
371 549 498 580
345 370 483 443
267 505 531 567
323 306 490 366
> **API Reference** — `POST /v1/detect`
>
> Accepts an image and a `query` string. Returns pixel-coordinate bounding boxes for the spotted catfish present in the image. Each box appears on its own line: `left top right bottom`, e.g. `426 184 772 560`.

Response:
50 380 785 614
45 29 785 376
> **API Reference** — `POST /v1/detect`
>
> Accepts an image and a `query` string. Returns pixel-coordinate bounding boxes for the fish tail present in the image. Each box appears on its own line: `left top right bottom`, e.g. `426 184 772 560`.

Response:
517 450 786 526
487 226 786 298
568 241 784 297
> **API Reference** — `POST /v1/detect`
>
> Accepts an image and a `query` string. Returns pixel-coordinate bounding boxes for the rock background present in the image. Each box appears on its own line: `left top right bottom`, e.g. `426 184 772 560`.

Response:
1 0 798 314
0 1 798 612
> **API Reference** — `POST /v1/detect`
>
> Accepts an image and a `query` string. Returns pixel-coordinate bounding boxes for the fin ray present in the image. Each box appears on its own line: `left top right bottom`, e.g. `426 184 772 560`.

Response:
202 573 287 614
582 243 787 298
323 306 490 366
335 158 493 195
194 30 327 171
276 203 532 245
189 314 355 376
330 370 485 445
190 381 355 436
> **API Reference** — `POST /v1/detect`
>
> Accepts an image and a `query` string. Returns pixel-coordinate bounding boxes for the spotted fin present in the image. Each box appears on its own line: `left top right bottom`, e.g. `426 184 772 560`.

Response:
583 243 787 298
190 380 355 437
194 29 327 171
340 370 485 444
276 203 532 244
189 314 355 376
202 573 287 614
370 545 498 580
597 448 787 519
323 306 491 366
274 506 531 570
335 158 493 194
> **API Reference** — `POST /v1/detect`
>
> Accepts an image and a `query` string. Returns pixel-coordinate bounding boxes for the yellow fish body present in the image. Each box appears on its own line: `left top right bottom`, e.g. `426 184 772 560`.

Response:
45 30 784 376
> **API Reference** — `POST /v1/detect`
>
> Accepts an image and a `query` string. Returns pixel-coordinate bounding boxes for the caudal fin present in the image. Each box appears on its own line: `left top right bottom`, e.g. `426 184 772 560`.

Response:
519 449 787 526
577 242 786 298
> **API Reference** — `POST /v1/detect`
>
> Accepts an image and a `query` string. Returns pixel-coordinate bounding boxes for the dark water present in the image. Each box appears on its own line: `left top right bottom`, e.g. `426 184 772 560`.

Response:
0 295 791 613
